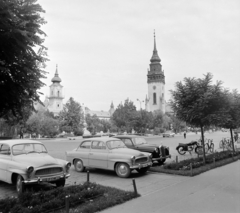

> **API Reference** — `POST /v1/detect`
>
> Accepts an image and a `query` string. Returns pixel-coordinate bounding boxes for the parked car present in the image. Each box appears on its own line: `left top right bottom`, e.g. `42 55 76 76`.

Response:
113 135 171 164
162 132 175 137
66 137 152 178
0 140 71 194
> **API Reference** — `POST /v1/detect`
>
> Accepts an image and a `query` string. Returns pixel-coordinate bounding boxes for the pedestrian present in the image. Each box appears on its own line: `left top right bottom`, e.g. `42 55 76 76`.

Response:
234 132 238 142
184 131 186 139
20 128 23 139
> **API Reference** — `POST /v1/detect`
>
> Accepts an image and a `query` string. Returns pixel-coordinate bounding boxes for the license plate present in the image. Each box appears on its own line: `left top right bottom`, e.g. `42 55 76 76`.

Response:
42 177 59 182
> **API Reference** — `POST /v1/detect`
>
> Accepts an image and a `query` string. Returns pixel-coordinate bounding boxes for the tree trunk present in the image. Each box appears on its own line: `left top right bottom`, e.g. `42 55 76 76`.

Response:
230 128 235 153
200 125 206 164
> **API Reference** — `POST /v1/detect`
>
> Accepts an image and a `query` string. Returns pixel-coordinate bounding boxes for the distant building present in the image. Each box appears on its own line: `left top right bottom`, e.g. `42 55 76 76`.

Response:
85 102 115 120
145 32 166 113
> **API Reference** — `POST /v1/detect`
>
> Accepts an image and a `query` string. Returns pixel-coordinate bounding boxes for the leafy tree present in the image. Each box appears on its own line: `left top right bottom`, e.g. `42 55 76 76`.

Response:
58 97 84 136
85 114 101 134
112 99 137 133
170 73 225 163
40 116 58 138
218 89 240 151
0 0 48 117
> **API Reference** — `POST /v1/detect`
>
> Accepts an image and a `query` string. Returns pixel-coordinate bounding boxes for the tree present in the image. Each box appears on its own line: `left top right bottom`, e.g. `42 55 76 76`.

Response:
0 0 48 118
170 73 225 163
58 97 84 135
112 99 137 133
85 114 100 134
218 89 240 151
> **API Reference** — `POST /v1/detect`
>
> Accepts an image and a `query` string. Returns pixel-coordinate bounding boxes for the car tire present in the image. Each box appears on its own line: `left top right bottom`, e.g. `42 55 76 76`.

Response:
115 163 131 178
136 167 149 174
158 159 166 165
55 179 65 187
16 175 25 194
74 159 85 172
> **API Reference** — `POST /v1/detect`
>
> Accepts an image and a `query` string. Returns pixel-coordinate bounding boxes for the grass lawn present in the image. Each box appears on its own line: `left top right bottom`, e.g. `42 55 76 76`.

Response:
150 151 240 177
0 182 139 213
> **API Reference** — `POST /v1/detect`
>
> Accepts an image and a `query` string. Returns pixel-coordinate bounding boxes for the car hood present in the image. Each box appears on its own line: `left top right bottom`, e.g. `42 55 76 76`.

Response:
13 153 60 168
111 148 148 156
134 143 158 152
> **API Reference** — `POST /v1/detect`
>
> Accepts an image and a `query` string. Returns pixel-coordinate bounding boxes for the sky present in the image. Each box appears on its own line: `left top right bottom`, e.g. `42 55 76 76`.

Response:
38 0 240 111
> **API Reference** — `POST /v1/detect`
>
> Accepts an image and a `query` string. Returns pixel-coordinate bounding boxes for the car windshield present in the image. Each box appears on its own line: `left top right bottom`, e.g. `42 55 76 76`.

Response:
107 140 127 149
132 137 147 145
12 143 48 155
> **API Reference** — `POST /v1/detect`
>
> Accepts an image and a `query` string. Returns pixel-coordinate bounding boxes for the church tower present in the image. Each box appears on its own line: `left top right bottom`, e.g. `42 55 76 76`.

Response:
146 32 165 113
48 65 64 116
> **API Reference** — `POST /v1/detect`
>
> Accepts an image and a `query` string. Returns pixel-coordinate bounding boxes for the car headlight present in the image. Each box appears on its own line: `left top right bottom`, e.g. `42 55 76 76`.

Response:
26 166 34 178
66 162 71 172
155 147 159 153
149 154 152 160
131 156 135 165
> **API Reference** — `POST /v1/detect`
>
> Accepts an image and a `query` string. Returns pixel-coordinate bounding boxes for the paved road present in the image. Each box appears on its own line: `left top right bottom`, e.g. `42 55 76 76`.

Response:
0 131 237 201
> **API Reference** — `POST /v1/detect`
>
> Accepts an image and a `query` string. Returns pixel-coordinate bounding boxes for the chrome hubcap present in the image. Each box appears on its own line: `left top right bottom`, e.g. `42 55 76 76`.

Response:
118 165 127 175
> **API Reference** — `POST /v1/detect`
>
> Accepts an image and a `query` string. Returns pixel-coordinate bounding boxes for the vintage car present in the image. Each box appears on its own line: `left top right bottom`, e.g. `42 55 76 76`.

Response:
113 135 171 164
0 140 71 194
162 131 175 137
66 137 152 178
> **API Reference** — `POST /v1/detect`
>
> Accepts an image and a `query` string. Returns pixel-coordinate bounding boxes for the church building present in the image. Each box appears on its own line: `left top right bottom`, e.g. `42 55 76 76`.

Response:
145 32 166 113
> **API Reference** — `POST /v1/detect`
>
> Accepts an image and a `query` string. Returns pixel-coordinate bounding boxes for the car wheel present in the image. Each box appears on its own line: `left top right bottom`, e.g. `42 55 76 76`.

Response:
74 159 85 172
55 179 65 187
115 163 131 178
136 167 149 174
16 175 25 194
158 159 166 165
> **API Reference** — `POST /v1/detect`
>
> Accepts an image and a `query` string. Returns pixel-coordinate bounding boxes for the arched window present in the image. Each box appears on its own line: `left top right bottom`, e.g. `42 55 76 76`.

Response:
153 93 156 105
57 91 60 97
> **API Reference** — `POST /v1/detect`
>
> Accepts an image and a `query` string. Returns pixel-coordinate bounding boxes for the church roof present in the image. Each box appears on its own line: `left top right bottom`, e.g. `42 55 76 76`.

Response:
150 31 161 63
51 65 62 83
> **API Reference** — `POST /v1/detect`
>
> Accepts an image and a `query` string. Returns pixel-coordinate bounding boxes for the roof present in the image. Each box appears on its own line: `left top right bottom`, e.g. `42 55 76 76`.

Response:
82 137 121 142
113 135 142 139
0 139 43 147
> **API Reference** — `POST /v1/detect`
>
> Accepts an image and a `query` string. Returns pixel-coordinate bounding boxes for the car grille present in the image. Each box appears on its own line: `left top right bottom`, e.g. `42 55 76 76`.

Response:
135 157 148 164
35 167 63 176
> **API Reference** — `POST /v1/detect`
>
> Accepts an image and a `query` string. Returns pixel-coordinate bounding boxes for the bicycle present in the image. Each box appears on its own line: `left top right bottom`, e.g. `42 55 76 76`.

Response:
219 138 232 150
204 139 214 153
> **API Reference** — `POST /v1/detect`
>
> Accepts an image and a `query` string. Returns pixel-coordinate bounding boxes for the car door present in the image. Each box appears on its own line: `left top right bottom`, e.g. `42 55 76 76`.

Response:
76 141 92 166
0 143 11 182
89 141 108 168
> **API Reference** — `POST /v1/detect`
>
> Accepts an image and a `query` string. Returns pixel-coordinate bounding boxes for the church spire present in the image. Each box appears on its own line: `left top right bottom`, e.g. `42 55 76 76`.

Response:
51 64 62 83
150 30 161 63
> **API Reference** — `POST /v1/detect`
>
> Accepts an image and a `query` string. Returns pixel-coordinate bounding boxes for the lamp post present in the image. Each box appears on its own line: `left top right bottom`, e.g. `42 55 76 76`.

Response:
136 99 144 110
137 99 144 133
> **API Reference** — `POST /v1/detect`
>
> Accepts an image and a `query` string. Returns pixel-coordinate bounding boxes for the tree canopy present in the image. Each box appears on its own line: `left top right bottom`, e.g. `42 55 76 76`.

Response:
0 0 48 118
58 97 84 136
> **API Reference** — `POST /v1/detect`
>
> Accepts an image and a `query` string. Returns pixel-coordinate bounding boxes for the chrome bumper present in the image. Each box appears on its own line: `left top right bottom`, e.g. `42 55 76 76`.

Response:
152 154 171 161
23 173 70 184
130 162 152 169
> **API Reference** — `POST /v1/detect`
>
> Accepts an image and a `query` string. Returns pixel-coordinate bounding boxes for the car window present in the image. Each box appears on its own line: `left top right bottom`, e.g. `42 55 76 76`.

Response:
0 144 10 155
91 141 106 150
106 140 126 149
12 143 47 155
79 141 91 149
132 137 147 145
122 139 133 146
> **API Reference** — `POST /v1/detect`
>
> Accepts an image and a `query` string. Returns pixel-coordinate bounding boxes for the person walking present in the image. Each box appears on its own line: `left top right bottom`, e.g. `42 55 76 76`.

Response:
20 128 24 139
184 131 186 139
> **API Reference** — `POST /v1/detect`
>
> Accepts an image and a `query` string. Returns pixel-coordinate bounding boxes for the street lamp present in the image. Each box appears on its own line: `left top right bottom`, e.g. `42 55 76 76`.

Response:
136 99 144 110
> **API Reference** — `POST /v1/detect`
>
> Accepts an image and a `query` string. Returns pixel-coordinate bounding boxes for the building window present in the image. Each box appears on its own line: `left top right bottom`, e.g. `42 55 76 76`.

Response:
58 91 60 97
153 93 156 105
58 104 59 107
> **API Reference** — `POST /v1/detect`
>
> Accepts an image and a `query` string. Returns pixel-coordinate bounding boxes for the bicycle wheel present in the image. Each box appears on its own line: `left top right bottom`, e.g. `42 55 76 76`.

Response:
219 140 223 149
195 146 203 155
204 144 209 153
209 143 214 153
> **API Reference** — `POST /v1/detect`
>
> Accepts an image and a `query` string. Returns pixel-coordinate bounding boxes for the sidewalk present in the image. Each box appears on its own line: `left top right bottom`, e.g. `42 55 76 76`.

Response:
101 160 240 213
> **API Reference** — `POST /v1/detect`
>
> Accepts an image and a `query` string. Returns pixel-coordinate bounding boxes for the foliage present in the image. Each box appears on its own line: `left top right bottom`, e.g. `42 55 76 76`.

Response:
0 0 48 117
0 182 139 213
26 109 59 137
58 97 84 136
170 73 226 162
112 99 137 133
150 150 240 176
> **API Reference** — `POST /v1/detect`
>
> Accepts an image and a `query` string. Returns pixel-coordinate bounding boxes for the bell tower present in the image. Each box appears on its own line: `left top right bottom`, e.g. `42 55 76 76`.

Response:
146 31 165 113
48 65 64 116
